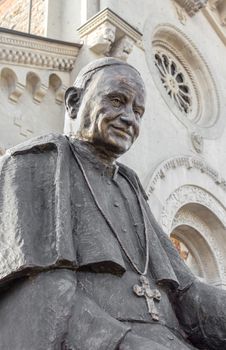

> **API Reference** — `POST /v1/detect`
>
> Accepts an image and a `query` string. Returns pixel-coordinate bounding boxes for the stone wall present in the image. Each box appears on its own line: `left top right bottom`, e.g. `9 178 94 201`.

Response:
0 0 45 36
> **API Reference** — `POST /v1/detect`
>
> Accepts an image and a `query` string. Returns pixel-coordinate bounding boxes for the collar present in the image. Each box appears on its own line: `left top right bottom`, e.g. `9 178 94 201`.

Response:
69 138 119 178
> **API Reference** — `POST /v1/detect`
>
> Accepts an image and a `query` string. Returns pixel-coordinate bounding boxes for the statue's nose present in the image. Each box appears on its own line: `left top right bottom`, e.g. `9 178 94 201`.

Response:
119 106 135 126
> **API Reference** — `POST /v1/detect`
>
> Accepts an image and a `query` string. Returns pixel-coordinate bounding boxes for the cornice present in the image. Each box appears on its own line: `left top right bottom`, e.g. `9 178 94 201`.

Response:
77 8 143 60
0 29 81 72
78 8 142 44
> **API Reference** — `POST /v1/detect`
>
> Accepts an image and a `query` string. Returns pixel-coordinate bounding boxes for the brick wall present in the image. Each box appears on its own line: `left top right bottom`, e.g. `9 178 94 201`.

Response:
0 0 46 36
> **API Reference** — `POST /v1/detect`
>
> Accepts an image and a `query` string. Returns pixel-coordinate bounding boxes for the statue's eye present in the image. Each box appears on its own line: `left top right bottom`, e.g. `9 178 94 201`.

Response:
111 98 122 108
133 108 142 118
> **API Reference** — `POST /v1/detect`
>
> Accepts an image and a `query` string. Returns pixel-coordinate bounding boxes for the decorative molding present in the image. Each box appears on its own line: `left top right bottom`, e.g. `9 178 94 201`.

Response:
190 132 203 153
161 185 226 232
78 8 142 43
172 209 226 280
147 155 225 195
173 2 188 24
0 30 80 72
1 67 67 105
174 0 208 16
78 8 143 59
203 1 226 46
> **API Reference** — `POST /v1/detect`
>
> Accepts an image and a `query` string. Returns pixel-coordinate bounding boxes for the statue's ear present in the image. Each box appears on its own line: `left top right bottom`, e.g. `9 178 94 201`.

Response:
64 87 83 119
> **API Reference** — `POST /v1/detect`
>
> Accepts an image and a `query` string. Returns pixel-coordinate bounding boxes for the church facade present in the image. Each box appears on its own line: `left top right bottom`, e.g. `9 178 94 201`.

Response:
0 0 226 288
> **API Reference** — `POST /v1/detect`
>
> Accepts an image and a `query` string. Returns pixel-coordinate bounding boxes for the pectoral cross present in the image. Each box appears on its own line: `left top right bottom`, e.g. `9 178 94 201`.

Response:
133 276 161 321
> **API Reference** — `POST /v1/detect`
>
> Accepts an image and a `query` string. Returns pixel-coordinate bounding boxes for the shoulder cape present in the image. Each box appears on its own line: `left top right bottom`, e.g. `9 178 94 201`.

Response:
0 134 194 290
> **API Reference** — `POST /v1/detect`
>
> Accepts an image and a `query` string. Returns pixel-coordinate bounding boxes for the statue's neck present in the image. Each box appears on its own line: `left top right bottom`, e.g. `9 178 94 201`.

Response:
75 138 118 166
70 137 118 167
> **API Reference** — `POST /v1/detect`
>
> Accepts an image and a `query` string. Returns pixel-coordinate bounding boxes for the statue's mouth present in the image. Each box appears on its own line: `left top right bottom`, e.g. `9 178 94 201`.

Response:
110 125 133 138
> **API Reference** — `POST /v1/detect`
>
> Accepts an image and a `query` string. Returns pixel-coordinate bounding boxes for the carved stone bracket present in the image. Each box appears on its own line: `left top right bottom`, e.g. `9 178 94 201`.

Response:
86 22 116 55
78 8 142 60
174 0 208 16
9 82 25 103
33 84 48 104
0 28 81 72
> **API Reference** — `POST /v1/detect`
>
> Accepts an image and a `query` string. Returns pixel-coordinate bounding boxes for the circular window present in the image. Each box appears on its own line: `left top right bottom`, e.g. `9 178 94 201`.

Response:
145 25 219 138
154 47 199 118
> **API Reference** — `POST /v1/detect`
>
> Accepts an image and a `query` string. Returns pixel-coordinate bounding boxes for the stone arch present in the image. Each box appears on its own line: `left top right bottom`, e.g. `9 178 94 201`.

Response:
49 73 66 104
1 67 18 89
171 204 223 286
160 188 226 288
49 73 62 91
26 72 40 94
147 155 226 288
0 67 24 102
26 71 47 103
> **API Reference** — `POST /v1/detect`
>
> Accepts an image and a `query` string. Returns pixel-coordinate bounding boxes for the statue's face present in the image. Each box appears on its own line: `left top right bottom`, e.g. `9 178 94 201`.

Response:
77 65 146 157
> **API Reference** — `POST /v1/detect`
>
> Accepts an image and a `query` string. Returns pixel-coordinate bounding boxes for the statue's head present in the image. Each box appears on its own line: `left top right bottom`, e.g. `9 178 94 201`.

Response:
65 57 146 158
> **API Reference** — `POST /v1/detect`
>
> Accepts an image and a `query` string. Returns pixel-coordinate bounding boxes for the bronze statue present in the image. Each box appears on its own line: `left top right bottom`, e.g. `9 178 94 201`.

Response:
0 57 226 349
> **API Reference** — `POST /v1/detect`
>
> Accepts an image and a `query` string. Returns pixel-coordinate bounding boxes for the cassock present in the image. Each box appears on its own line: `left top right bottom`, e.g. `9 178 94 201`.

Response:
0 133 226 349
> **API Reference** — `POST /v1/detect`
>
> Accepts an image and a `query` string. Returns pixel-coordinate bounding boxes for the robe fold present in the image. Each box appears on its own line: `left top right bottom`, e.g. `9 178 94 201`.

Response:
0 133 193 289
1 133 226 350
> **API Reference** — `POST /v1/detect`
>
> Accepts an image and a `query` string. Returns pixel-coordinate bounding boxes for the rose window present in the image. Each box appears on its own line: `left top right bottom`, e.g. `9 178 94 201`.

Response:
144 25 220 137
154 51 192 114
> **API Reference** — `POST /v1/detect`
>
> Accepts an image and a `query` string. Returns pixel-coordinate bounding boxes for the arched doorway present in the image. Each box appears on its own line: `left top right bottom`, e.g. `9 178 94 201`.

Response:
170 204 225 287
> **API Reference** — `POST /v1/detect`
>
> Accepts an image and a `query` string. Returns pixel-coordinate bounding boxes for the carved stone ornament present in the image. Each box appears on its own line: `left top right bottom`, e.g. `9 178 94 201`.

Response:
86 22 116 55
9 82 25 103
154 49 193 114
172 208 226 281
191 132 203 153
174 0 208 16
203 0 226 46
0 28 81 72
161 185 226 231
147 155 225 195
110 35 134 61
78 8 142 60
0 31 77 105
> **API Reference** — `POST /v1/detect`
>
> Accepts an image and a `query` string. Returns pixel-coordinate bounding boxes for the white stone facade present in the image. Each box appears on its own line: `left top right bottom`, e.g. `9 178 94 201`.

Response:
1 0 226 287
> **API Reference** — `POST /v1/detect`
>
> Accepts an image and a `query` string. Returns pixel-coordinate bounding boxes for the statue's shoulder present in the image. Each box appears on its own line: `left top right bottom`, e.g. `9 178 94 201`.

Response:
8 133 69 157
0 133 70 174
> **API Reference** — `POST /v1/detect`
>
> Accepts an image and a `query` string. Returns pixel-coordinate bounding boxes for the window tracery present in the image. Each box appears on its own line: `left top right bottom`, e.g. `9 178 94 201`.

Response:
154 50 192 114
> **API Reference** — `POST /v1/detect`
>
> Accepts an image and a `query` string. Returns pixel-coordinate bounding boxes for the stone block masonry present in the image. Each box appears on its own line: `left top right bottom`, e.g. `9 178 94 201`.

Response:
0 0 46 36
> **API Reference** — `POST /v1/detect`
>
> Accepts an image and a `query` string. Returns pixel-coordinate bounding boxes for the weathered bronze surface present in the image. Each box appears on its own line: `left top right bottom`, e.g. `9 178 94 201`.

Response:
0 57 226 349
133 276 161 321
